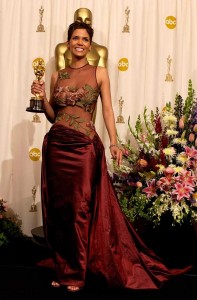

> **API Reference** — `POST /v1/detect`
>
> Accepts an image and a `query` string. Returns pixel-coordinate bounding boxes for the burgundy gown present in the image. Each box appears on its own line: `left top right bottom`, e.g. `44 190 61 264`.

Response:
40 64 192 289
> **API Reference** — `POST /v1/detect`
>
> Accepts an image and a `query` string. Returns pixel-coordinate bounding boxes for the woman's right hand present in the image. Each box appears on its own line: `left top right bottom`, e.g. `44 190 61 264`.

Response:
31 80 46 99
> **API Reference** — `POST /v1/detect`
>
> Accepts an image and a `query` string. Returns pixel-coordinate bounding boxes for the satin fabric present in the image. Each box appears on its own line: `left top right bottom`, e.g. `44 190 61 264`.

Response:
41 123 192 289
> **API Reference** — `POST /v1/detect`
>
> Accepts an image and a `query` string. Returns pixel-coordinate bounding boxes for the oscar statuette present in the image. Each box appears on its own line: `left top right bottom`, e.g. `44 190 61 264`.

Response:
165 55 173 82
36 6 45 32
122 6 130 33
29 186 37 212
26 57 46 114
116 97 125 123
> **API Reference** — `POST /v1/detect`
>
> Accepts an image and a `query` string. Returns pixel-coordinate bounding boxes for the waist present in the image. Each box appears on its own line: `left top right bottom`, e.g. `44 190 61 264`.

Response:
48 123 102 150
55 108 96 138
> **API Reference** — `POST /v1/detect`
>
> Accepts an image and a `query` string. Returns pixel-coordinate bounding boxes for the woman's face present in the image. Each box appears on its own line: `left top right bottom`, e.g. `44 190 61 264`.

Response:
68 29 91 58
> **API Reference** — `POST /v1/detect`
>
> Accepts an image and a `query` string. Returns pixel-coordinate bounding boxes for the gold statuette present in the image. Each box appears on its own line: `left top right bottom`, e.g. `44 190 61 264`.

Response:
116 97 125 123
29 186 37 212
26 57 45 115
165 55 173 82
36 6 45 32
122 6 130 33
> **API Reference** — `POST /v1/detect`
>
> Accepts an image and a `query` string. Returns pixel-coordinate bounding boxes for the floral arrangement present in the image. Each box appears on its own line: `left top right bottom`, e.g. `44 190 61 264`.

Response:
0 197 24 247
113 79 197 227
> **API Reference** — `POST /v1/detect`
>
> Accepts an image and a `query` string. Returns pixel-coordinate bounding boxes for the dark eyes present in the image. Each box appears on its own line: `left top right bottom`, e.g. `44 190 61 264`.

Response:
72 36 89 42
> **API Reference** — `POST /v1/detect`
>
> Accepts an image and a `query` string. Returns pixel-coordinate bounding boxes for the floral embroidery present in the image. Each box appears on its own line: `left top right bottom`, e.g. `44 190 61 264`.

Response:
53 84 99 113
55 112 93 136
59 72 70 79
54 67 99 136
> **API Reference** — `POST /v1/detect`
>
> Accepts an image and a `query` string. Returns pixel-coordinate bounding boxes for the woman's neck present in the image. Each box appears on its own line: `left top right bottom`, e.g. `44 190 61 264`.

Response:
69 59 88 69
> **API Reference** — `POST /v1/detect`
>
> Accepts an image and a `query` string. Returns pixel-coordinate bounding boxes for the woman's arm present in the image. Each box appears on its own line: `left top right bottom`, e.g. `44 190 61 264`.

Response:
97 67 122 165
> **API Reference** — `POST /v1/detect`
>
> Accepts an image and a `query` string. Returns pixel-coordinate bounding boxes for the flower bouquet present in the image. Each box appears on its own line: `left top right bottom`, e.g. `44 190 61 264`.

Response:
0 198 24 247
113 79 197 228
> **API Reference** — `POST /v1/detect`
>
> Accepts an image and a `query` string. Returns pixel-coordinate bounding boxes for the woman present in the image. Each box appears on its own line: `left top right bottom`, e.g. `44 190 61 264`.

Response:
31 22 192 292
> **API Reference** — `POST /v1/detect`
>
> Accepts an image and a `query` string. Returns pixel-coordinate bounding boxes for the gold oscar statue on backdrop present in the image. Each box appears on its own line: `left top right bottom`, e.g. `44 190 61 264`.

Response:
55 7 108 70
36 5 45 32
122 6 130 33
29 186 37 212
26 58 46 116
116 97 125 123
165 55 173 82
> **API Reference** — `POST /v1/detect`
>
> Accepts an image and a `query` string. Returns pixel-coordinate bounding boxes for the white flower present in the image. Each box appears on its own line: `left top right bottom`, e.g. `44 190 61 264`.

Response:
163 147 176 157
163 115 177 127
177 153 187 164
166 129 179 136
173 138 187 145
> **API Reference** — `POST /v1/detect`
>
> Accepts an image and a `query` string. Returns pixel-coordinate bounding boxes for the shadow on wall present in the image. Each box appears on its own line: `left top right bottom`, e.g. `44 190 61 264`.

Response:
0 120 43 235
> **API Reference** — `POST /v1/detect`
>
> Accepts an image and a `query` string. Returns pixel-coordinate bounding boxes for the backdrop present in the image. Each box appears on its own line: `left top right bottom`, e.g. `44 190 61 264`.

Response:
1 0 197 235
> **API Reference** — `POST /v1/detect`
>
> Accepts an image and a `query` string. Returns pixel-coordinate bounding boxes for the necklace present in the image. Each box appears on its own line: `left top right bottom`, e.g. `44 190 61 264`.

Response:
69 63 89 69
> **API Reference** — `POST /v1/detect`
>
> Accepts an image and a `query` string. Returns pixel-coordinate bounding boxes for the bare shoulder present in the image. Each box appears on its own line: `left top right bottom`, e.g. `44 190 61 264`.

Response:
96 66 108 76
51 70 58 80
96 66 109 87
51 71 59 86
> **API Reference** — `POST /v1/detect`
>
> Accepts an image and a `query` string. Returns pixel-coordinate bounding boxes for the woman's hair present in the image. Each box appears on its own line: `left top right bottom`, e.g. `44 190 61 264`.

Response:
67 21 94 43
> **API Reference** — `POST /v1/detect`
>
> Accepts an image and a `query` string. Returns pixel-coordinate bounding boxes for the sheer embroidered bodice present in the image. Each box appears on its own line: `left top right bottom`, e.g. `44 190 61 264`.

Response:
53 64 100 137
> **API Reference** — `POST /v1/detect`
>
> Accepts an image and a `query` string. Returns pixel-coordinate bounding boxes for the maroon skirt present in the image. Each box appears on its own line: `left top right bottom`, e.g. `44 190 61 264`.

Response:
41 123 192 289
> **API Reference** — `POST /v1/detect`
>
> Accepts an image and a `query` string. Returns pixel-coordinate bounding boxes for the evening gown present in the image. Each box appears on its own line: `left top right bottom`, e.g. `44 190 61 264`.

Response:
41 64 192 289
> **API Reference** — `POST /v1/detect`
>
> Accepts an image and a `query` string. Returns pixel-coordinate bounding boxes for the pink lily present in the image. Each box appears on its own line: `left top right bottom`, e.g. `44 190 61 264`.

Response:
172 182 194 201
142 179 157 198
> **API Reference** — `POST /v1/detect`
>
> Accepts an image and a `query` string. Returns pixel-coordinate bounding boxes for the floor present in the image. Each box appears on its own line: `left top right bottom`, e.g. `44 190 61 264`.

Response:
0 233 197 300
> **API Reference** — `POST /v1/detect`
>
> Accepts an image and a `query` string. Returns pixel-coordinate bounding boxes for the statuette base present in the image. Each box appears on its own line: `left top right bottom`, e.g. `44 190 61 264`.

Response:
29 203 37 212
165 73 173 82
26 98 45 113
36 24 45 32
122 25 130 33
116 115 125 123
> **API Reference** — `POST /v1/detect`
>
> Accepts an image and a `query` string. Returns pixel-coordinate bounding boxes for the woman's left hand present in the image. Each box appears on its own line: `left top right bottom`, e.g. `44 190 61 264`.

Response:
110 145 122 166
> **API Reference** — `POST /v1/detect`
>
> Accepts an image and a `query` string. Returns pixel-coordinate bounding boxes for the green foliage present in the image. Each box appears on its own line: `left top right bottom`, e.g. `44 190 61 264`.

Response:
0 217 24 247
0 198 25 247
118 189 151 222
